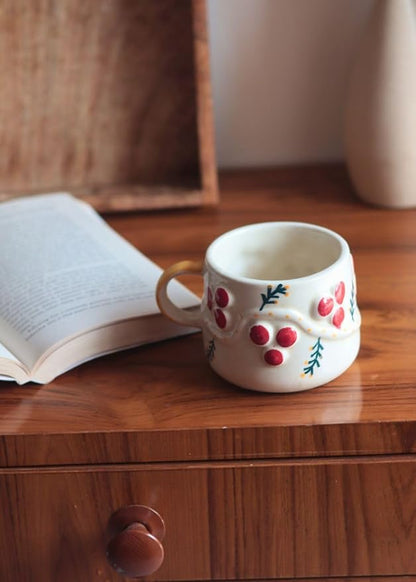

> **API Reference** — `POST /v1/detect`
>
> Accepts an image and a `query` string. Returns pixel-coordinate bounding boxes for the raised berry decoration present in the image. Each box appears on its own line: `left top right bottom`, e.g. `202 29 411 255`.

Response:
207 287 213 310
318 297 334 317
264 349 284 366
214 308 227 329
215 287 229 308
335 281 345 304
332 307 345 329
249 324 270 346
276 327 297 347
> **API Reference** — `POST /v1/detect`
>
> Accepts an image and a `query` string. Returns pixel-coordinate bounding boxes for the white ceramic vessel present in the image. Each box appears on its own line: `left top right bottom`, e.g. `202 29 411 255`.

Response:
157 222 361 393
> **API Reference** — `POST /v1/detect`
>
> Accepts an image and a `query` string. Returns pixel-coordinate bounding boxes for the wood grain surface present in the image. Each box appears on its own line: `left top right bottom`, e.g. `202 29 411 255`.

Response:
0 0 218 210
0 165 415 467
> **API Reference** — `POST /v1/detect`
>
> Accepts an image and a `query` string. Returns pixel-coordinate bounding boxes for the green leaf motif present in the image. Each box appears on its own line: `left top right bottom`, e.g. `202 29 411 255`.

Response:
303 338 324 376
206 339 216 362
349 280 356 321
259 283 287 311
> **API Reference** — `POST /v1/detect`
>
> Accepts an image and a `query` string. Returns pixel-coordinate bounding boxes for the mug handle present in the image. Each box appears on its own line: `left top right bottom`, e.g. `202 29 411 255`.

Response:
156 260 204 328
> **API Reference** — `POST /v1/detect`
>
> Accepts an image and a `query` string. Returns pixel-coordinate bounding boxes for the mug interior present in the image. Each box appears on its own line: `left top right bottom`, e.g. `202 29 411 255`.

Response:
207 222 346 281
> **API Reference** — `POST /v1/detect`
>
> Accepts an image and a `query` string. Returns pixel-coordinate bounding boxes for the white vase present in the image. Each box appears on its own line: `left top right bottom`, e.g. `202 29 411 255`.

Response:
345 0 416 208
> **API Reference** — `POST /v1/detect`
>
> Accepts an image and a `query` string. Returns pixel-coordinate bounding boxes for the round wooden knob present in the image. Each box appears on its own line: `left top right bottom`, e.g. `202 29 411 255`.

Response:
106 505 165 579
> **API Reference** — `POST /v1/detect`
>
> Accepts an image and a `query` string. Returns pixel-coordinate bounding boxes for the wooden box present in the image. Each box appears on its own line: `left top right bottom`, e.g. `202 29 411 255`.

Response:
0 0 218 212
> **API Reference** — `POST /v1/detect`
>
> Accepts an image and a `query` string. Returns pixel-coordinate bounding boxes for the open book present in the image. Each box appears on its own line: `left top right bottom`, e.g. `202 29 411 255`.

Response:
0 193 199 384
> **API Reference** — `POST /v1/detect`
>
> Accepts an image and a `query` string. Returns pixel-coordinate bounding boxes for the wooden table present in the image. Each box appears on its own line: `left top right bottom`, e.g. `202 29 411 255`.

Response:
1 166 416 581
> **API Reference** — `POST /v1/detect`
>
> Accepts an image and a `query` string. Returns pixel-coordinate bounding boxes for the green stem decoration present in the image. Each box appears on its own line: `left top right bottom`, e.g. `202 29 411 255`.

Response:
349 280 356 321
303 338 324 376
206 339 216 362
260 283 287 311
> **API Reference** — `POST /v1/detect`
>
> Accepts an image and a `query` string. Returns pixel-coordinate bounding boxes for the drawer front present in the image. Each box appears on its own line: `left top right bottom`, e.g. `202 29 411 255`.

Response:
0 458 415 581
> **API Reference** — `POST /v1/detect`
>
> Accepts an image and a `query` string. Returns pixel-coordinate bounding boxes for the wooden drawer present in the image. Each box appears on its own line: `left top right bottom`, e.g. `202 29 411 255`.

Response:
1 458 415 581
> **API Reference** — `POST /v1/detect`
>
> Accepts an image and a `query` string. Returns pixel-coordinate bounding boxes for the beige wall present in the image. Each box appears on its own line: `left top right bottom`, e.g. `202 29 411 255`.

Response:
207 0 374 168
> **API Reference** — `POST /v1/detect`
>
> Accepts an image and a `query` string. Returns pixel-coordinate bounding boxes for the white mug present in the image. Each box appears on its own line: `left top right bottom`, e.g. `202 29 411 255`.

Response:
156 222 361 393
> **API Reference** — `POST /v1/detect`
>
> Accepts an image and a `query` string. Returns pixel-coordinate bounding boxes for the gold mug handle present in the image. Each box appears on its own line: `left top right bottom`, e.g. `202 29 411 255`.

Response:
156 260 204 328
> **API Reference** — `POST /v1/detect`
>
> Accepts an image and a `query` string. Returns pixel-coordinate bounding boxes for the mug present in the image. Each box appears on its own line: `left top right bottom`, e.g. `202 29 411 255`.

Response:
156 222 361 393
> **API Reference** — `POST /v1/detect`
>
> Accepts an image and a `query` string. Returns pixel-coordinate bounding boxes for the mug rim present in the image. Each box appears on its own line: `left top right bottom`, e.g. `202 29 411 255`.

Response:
206 221 350 284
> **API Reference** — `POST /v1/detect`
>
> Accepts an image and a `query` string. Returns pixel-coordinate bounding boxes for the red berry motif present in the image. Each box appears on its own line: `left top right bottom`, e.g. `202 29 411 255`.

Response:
214 309 227 329
250 324 270 346
317 281 346 329
208 285 232 329
318 297 334 317
264 349 284 366
335 281 345 304
332 307 345 329
207 287 213 310
276 327 297 347
250 322 298 367
215 287 229 308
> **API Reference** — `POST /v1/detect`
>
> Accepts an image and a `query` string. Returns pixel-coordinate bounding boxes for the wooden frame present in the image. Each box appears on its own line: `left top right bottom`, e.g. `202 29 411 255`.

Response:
0 0 218 212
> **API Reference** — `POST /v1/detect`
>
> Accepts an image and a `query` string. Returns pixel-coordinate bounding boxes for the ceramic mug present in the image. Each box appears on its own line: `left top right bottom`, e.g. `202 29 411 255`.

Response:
156 222 361 393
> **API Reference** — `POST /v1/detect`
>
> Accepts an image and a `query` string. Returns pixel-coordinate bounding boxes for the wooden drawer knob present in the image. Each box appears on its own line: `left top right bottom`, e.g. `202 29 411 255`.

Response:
106 505 165 579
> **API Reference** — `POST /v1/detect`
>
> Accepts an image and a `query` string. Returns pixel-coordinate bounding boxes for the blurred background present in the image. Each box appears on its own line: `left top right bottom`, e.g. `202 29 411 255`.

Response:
207 0 374 168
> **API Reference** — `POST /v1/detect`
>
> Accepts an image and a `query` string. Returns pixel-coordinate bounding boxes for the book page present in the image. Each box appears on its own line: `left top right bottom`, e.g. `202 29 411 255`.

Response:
0 194 198 369
0 342 23 381
0 342 19 362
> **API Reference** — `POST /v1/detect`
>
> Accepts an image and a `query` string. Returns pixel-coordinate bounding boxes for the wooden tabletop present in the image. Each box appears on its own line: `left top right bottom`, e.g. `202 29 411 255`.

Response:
1 165 416 467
